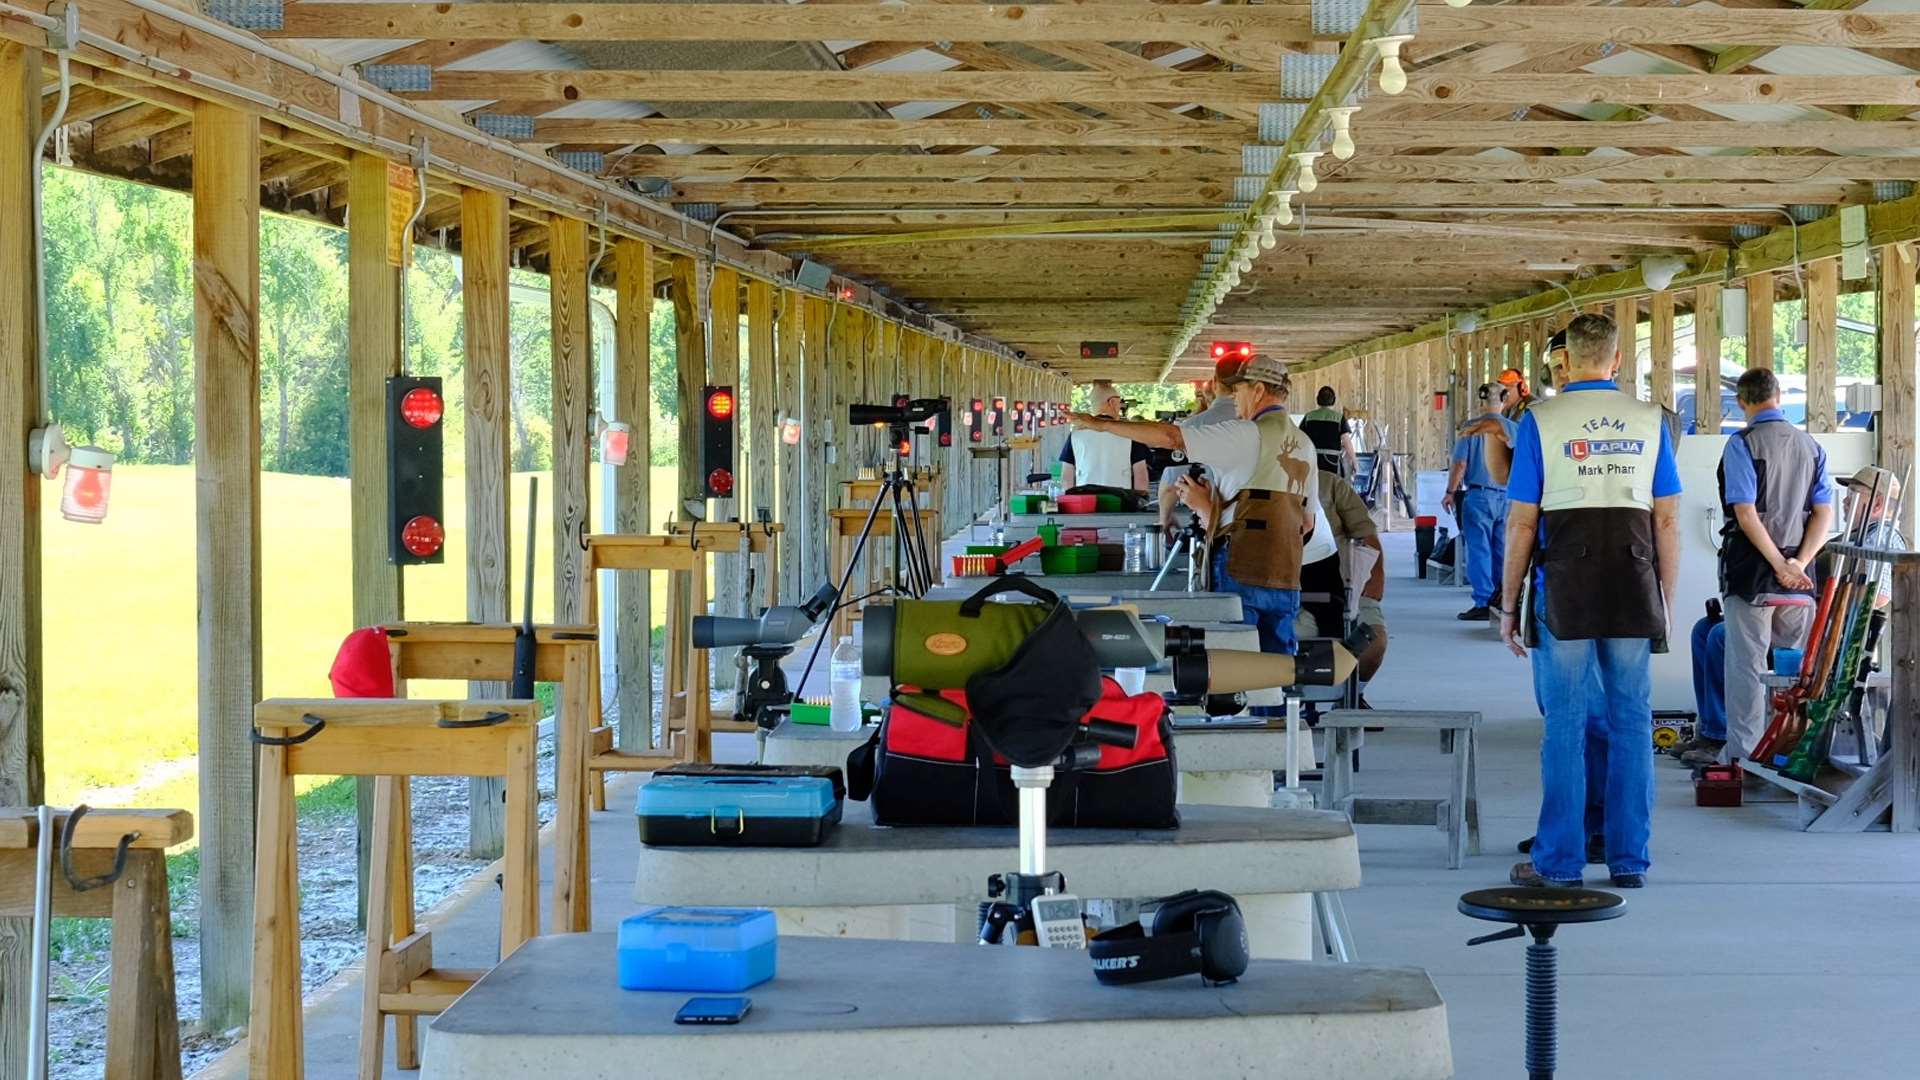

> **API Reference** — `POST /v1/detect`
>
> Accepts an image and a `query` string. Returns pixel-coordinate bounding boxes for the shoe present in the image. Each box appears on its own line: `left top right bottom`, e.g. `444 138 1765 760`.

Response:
1679 741 1726 767
1509 861 1582 889
1670 735 1716 757
1610 872 1646 889
1457 606 1491 621
1516 835 1605 864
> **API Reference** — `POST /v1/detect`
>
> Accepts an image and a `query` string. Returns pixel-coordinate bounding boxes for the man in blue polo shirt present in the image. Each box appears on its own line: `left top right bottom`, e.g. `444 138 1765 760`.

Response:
1499 313 1683 889
1444 382 1518 621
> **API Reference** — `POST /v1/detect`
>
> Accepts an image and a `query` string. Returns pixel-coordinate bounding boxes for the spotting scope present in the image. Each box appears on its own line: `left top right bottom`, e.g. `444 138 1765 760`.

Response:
862 603 1354 694
691 582 838 649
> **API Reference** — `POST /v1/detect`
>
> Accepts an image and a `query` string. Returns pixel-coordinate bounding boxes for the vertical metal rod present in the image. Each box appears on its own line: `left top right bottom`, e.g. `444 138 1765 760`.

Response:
27 805 55 1080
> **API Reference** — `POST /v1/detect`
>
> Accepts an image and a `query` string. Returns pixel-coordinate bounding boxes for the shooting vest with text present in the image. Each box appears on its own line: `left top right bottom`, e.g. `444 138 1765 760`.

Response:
1068 428 1136 489
1717 419 1821 602
1530 388 1667 641
1221 409 1316 590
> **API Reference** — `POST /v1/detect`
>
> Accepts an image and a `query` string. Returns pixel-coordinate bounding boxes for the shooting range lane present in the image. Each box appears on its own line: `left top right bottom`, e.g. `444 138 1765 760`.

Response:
420 935 1450 1080
631 802 1359 960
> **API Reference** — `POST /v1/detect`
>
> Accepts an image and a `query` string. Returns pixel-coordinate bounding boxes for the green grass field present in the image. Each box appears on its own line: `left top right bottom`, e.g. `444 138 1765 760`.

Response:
42 463 681 806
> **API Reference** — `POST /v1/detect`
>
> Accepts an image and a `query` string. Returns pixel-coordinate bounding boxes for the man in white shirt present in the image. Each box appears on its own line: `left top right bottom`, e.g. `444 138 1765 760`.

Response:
1059 380 1149 491
1070 354 1329 658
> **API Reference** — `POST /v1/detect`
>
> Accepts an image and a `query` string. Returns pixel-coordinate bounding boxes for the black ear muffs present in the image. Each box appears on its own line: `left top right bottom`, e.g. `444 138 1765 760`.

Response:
1089 889 1249 987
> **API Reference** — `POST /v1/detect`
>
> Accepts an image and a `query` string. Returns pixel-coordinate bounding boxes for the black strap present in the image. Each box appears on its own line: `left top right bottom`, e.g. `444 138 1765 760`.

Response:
252 715 327 746
958 574 1061 616
437 710 513 729
1088 924 1205 985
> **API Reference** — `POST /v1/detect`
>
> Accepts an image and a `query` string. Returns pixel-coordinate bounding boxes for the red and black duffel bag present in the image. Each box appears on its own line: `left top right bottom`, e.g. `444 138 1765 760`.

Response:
846 677 1179 829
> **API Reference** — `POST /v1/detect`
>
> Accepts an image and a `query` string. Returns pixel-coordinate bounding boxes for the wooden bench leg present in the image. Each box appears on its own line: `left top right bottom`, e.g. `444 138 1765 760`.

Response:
249 743 304 1080
390 779 421 1071
359 777 399 1080
106 851 180 1080
589 725 613 813
1466 729 1482 856
1447 726 1470 870
503 725 541 953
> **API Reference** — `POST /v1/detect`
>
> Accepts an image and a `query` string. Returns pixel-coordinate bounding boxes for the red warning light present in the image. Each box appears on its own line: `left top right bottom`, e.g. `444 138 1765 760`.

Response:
400 514 445 557
705 387 735 420
1210 341 1254 362
706 468 735 496
399 386 444 429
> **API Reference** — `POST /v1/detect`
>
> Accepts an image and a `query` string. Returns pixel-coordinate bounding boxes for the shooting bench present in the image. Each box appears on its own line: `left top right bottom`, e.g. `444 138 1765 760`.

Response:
381 621 604 933
1321 709 1483 870
248 699 539 1080
630 802 1358 961
0 806 192 1080
828 506 941 640
419 936 1451 1080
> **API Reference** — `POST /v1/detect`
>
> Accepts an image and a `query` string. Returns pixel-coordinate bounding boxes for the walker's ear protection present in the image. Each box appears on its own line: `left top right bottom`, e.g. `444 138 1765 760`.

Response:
1088 889 1249 987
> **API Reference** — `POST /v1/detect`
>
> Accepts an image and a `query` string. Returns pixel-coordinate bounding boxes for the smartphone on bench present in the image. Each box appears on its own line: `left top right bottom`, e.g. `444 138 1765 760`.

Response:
675 996 753 1026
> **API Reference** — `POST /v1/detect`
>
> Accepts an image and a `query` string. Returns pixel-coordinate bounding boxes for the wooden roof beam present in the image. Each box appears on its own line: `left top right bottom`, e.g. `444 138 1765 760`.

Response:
1349 120 1920 149
1331 154 1920 182
669 180 1864 207
607 152 1223 182
401 69 1279 106
525 117 1251 148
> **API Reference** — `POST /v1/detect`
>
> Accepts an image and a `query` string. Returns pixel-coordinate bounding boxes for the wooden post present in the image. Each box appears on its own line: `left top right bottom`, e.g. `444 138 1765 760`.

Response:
668 255 705 732
0 39 43 1075
460 187 512 855
804 297 833 588
776 289 806 604
549 214 592 626
1806 258 1839 434
708 268 742 688
192 99 262 1034
747 279 776 522
1747 271 1775 370
346 152 407 920
613 239 654 750
1695 283 1723 435
1649 291 1676 412
1614 297 1640 398
1879 243 1917 538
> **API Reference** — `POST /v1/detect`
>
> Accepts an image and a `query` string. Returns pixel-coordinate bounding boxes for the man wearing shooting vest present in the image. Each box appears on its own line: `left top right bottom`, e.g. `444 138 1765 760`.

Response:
1500 313 1682 889
1070 354 1330 659
1715 367 1834 765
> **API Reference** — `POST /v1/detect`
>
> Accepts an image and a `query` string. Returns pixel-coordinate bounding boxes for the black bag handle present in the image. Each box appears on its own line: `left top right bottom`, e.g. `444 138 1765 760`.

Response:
958 574 1061 617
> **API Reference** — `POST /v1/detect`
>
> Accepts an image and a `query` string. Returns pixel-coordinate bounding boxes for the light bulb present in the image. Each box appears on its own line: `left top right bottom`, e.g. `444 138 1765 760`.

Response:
1292 152 1321 193
1369 35 1413 96
1326 106 1360 161
1445 0 1471 7
1273 189 1297 226
1257 217 1277 250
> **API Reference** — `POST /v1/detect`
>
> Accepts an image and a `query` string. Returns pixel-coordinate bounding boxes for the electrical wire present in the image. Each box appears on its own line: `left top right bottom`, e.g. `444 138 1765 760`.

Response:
29 5 77 424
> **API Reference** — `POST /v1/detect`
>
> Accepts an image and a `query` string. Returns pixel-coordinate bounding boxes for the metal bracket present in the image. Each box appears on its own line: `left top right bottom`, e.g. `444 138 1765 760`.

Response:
58 805 139 893
1466 925 1526 948
252 714 327 746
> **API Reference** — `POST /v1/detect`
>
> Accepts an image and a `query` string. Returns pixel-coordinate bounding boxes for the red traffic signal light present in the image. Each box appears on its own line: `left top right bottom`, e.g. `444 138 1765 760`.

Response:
702 385 736 498
400 514 445 558
705 387 735 421
1079 341 1119 359
399 386 444 429
1211 340 1254 361
387 376 445 565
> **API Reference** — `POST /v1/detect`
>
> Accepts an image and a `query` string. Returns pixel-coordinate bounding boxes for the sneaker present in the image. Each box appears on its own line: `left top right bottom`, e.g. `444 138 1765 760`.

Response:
1509 861 1583 889
1609 872 1646 889
1679 741 1726 767
1670 735 1717 757
1457 606 1491 621
1515 835 1606 865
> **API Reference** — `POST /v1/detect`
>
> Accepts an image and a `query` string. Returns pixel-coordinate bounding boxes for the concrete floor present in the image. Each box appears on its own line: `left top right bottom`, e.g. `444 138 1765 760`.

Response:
201 530 1920 1079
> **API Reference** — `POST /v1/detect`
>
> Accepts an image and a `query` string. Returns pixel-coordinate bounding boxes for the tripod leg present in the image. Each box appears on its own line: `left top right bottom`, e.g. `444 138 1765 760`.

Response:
900 477 936 595
796 492 892 693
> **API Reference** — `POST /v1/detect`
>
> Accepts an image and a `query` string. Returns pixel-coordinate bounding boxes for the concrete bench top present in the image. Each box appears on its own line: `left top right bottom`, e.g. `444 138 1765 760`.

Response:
423 935 1451 1080
919 584 1243 623
1005 510 1160 529
632 802 1360 907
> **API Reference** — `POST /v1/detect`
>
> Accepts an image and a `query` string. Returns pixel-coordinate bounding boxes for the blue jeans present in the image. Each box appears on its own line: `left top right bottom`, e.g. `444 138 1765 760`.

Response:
1533 671 1610 840
1690 615 1727 742
1213 547 1301 717
1529 612 1655 880
1460 488 1508 607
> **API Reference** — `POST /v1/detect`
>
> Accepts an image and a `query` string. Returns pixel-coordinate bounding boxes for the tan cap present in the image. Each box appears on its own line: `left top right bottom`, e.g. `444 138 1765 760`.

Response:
1222 352 1289 389
1840 465 1900 497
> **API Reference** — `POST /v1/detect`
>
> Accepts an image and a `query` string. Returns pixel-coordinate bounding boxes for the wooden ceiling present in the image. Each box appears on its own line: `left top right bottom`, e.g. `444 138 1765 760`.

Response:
76 1 1920 380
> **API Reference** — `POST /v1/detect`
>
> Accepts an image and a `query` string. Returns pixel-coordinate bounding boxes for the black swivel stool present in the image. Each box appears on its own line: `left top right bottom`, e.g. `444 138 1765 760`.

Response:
1459 887 1626 1080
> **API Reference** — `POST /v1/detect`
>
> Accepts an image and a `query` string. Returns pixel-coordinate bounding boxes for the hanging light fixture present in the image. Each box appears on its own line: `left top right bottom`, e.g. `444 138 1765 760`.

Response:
1368 34 1415 95
1640 254 1688 292
1444 0 1473 7
1292 151 1323 193
1325 106 1361 161
1272 189 1298 226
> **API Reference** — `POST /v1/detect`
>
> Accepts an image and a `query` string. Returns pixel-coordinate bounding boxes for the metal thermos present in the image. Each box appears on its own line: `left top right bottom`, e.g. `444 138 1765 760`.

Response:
1141 524 1163 570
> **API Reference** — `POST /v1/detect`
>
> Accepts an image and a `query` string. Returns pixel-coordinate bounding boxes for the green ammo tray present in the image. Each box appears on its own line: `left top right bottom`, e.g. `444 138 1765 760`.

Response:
1040 544 1099 574
1008 494 1047 515
1092 494 1124 512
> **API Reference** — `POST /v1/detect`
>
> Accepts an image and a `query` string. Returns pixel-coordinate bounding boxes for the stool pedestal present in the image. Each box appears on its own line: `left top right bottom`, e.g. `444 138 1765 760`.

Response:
1459 887 1626 1080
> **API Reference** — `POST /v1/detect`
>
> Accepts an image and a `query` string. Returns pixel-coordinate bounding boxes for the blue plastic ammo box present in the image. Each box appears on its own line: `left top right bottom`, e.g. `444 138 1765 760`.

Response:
617 907 778 992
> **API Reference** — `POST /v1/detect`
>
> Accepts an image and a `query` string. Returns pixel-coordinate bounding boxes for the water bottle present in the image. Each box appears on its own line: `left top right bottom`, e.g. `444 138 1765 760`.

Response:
1123 524 1145 573
829 636 863 732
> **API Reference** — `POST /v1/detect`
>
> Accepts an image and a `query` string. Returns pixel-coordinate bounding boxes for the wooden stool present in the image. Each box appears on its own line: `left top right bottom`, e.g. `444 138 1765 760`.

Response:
1321 709 1482 869
248 699 540 1080
384 623 599 933
0 806 192 1080
829 505 940 640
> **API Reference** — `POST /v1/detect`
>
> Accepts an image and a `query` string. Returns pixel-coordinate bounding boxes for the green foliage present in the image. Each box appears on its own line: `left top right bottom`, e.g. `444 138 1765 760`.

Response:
1071 381 1198 417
